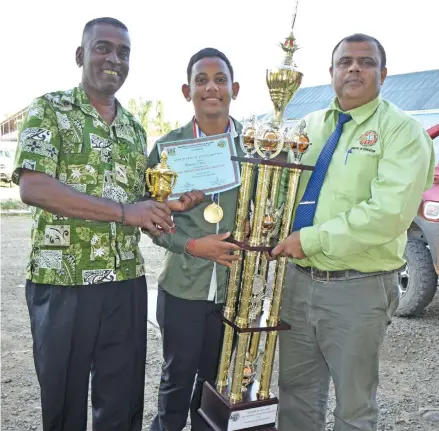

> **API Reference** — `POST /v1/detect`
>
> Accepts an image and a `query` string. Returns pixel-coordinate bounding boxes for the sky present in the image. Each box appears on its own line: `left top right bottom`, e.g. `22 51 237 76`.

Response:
1 0 438 124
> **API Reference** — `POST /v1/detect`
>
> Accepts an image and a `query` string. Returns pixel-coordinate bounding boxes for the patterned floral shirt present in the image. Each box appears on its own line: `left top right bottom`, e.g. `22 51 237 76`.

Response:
13 87 148 286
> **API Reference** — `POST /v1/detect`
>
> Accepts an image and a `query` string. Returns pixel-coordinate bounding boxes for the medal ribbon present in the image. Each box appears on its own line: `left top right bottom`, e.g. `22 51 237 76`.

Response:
192 118 232 301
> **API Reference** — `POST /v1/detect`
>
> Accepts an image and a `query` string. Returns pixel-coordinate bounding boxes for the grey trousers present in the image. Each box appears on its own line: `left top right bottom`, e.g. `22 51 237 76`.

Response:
278 264 399 431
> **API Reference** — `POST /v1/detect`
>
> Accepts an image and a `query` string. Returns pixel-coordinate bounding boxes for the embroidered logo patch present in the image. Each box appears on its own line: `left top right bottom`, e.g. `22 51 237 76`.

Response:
359 130 378 146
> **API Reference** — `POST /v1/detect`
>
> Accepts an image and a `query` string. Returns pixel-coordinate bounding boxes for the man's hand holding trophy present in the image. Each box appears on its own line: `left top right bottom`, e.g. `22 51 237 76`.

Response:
140 150 205 236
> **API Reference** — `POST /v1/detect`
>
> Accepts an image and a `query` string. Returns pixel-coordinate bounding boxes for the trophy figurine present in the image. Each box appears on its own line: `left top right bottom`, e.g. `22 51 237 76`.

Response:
267 2 302 125
198 1 314 430
284 119 311 163
254 120 284 160
240 115 258 158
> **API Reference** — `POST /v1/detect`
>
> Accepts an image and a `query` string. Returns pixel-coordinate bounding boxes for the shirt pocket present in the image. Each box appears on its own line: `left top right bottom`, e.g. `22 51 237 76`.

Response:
335 151 379 202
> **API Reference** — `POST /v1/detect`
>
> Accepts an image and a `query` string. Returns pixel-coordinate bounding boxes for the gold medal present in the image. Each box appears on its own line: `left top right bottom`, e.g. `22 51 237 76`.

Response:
204 202 224 224
194 121 228 225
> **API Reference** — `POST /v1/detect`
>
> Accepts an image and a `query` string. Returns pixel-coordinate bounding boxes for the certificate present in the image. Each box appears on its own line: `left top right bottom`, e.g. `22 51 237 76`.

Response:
157 132 241 199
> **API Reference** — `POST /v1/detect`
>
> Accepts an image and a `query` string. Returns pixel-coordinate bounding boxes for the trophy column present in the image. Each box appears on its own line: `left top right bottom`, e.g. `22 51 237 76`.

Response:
258 166 302 399
247 165 283 368
216 160 255 392
229 161 274 404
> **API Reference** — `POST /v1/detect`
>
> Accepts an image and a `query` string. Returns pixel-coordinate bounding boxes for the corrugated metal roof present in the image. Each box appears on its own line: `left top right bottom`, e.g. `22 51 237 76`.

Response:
267 69 439 120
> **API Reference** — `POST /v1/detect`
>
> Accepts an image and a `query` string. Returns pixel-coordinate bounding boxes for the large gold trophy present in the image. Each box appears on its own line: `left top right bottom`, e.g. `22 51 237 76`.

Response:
199 2 313 430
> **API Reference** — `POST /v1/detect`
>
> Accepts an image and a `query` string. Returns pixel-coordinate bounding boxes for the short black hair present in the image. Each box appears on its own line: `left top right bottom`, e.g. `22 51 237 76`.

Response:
331 33 386 69
187 48 234 83
82 17 128 40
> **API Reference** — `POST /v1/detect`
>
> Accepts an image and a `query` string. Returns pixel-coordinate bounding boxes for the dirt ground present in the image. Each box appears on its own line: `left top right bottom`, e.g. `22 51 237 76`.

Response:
1 216 439 431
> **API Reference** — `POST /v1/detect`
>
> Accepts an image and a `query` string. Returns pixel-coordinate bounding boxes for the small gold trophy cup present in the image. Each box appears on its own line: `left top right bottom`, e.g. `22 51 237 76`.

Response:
198 1 314 430
142 151 178 234
145 150 178 202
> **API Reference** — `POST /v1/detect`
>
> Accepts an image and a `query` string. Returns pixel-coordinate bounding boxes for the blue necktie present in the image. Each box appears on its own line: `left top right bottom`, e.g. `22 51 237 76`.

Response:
292 112 352 232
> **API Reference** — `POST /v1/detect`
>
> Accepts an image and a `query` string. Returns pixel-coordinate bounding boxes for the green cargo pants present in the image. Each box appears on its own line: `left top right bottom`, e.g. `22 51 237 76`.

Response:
278 264 399 431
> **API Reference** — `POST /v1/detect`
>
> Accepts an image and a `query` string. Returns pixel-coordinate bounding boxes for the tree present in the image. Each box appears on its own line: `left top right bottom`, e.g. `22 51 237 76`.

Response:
153 100 172 136
128 98 153 133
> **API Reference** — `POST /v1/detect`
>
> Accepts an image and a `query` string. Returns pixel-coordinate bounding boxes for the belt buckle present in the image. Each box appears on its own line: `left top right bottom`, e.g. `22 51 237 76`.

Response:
310 267 330 283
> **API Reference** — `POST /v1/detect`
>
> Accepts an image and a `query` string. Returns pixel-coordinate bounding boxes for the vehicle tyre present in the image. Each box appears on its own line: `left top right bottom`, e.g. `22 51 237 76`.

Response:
396 239 437 317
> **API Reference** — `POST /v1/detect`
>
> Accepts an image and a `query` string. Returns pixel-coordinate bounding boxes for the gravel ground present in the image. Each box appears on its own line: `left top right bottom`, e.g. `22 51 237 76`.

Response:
1 216 439 430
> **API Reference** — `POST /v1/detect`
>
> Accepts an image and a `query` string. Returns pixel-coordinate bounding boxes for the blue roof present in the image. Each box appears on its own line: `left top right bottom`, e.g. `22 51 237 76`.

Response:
270 69 439 120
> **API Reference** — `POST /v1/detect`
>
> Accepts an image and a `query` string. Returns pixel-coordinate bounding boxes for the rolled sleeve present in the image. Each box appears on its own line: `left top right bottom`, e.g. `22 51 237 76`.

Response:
13 98 61 184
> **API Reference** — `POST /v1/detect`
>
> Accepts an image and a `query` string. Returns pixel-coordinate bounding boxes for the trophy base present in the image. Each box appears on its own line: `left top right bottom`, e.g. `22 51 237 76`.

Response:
199 381 278 431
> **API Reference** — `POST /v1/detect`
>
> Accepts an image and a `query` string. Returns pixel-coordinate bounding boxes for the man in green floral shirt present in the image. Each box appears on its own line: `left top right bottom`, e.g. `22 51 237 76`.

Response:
16 86 151 285
13 17 202 431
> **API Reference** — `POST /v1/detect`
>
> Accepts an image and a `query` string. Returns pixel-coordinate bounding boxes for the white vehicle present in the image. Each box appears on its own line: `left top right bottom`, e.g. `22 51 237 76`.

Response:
0 148 13 187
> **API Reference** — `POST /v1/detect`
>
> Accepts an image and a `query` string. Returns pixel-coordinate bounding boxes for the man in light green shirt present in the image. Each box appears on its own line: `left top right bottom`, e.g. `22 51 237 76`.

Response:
271 34 434 431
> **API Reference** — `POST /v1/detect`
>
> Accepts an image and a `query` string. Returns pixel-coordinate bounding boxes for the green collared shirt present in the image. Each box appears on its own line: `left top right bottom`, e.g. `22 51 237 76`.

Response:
13 87 148 285
148 119 244 302
280 96 435 272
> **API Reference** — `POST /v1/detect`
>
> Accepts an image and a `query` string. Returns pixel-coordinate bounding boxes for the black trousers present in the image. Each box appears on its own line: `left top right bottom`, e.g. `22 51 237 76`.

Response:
150 289 224 431
25 276 148 431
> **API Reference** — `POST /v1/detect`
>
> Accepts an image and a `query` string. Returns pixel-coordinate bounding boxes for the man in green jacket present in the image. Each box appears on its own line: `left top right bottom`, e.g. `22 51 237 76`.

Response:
148 48 244 431
271 34 435 431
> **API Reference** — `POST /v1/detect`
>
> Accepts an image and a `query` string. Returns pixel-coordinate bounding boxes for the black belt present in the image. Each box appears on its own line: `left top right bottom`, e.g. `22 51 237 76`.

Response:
296 265 393 282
